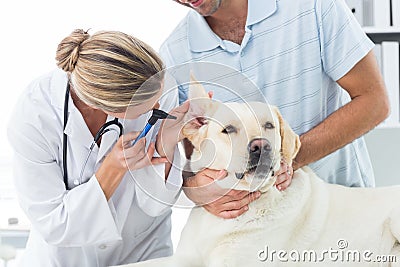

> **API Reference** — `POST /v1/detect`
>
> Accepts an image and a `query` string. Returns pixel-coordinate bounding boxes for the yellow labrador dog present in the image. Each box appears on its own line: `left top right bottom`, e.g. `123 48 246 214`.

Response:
115 80 400 266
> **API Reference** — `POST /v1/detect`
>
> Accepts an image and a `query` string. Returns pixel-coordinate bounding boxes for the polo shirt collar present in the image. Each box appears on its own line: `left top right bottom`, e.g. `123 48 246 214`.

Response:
247 0 277 26
188 0 277 53
188 10 221 52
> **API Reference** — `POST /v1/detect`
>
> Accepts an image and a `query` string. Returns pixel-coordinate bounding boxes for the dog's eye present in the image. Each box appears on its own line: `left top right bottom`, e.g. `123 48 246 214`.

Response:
221 125 237 134
264 122 275 129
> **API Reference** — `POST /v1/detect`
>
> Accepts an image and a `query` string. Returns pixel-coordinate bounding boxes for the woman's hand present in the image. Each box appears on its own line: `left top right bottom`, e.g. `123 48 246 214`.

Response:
123 131 169 170
156 101 190 160
96 131 168 200
183 169 261 219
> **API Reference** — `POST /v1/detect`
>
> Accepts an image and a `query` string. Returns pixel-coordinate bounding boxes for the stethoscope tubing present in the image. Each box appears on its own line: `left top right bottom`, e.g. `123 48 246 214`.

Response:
63 84 71 189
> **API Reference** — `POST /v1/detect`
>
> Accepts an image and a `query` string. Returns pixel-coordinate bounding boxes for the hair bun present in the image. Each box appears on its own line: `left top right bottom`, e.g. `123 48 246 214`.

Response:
55 29 90 72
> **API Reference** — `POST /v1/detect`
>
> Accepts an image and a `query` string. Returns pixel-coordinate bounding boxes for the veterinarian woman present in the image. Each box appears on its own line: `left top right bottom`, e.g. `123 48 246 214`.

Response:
7 29 187 266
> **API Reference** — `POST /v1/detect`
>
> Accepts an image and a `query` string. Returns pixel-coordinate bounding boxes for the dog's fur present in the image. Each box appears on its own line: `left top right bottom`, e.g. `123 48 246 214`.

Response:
115 79 400 267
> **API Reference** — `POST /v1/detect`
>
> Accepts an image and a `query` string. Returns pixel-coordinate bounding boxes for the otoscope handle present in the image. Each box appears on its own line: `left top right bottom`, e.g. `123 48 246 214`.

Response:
131 123 152 146
130 109 177 147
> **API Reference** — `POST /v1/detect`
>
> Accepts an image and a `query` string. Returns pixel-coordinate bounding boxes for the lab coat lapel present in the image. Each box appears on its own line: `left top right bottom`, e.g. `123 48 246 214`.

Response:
63 107 94 149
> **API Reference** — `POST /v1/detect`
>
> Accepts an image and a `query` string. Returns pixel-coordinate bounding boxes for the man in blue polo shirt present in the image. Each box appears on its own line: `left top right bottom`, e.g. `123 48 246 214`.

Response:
161 0 389 218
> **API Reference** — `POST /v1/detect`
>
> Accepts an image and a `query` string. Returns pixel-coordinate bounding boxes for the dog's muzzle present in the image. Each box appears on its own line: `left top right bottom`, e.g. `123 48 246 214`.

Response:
235 138 274 179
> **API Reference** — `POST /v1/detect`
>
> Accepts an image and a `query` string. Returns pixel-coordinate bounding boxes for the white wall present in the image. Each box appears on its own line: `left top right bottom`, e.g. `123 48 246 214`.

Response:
365 128 400 187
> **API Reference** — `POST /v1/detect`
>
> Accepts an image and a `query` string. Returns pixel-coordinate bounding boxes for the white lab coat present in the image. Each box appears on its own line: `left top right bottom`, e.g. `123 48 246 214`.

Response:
7 69 184 267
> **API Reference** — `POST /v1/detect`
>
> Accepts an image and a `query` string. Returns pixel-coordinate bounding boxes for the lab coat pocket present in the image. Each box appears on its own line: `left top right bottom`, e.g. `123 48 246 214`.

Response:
128 201 157 239
109 212 172 264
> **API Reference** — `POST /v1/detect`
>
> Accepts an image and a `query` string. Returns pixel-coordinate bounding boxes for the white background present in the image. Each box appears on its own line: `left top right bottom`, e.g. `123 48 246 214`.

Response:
0 0 190 263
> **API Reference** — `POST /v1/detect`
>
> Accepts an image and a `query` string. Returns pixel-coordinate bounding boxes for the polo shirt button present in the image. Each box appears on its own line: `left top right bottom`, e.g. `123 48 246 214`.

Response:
99 244 107 249
240 51 244 56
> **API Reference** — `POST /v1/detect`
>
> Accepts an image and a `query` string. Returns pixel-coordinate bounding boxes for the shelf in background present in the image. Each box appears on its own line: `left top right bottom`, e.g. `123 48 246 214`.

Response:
375 123 400 129
363 27 400 34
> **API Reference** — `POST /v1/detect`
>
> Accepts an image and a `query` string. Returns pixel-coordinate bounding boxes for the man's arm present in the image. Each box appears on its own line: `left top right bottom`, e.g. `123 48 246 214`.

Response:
293 50 390 170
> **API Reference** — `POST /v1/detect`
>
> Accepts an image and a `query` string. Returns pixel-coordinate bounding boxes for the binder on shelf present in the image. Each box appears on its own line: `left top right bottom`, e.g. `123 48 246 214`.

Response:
345 0 364 26
381 41 400 125
363 0 374 26
372 0 391 27
373 43 382 72
393 0 400 27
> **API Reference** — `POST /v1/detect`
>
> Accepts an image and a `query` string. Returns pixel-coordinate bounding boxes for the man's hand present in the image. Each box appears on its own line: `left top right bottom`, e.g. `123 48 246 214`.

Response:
183 169 261 219
274 159 294 191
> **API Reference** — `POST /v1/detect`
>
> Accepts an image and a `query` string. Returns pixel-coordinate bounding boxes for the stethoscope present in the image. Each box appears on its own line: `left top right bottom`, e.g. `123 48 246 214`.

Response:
63 83 123 190
62 83 176 190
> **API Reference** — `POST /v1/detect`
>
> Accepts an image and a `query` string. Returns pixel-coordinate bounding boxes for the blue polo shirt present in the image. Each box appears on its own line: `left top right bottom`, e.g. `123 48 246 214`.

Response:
160 0 376 187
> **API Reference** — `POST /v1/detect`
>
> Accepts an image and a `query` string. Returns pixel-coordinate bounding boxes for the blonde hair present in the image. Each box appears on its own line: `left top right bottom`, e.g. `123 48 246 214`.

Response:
55 29 164 113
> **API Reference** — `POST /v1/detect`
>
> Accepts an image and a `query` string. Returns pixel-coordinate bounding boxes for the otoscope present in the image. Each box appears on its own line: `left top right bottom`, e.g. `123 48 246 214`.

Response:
131 109 177 146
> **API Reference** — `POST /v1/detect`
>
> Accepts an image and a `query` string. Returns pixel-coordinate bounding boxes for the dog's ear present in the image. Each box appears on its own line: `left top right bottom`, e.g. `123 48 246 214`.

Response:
188 72 209 99
182 73 218 148
271 106 301 165
185 73 215 118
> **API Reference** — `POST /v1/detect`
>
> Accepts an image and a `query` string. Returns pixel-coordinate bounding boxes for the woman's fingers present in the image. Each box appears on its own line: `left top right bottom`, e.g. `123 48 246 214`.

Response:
150 157 169 165
122 131 140 143
125 142 168 170
147 143 169 164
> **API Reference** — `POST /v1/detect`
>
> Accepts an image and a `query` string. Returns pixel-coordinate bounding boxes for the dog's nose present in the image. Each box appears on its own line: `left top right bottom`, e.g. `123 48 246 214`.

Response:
248 138 271 156
246 138 273 179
